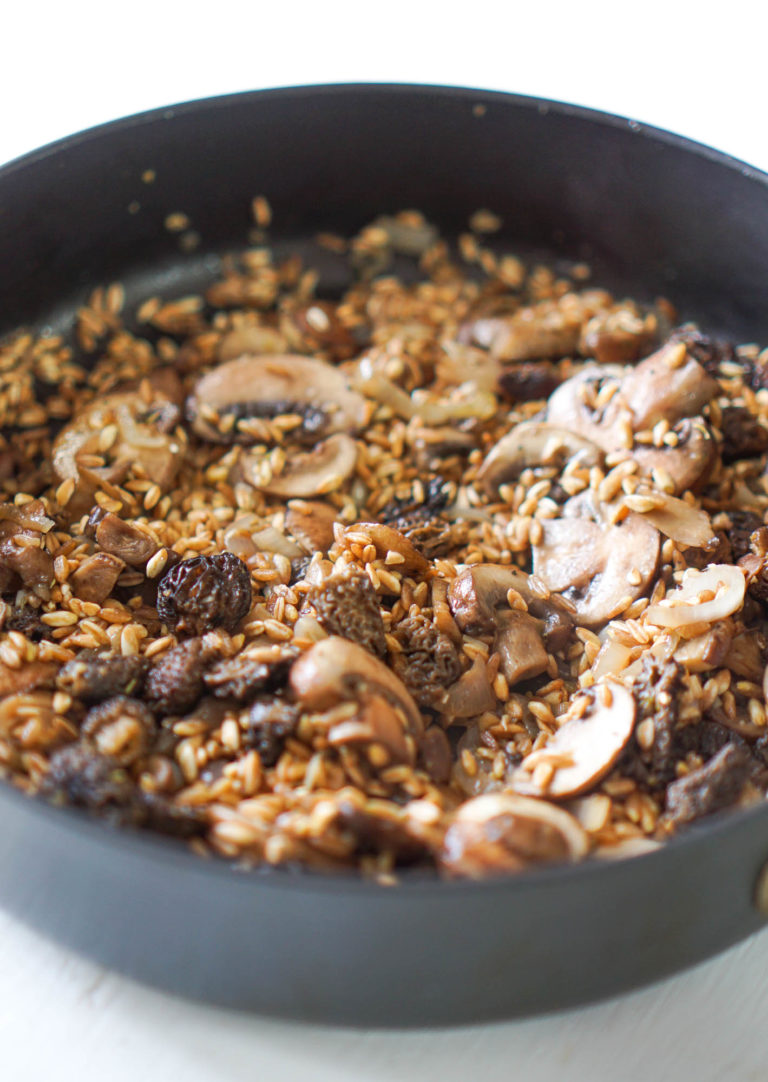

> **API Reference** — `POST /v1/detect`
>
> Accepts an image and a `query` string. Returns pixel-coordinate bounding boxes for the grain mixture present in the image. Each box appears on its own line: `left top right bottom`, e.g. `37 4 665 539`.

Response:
2 206 768 880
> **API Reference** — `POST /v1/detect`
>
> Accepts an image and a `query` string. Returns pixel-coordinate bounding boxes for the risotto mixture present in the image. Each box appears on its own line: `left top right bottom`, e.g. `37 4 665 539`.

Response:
1 206 768 880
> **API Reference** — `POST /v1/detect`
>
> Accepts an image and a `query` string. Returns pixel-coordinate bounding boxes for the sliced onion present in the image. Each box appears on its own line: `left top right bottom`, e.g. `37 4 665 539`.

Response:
0 501 55 533
645 564 746 627
354 368 496 423
635 495 714 547
591 638 634 679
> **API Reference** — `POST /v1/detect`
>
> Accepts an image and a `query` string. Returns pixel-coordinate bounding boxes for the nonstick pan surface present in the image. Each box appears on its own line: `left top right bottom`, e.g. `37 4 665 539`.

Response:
1 84 768 1027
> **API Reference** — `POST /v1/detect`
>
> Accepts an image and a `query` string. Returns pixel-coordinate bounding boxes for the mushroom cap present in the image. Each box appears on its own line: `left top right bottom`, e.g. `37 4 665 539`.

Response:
620 341 719 431
288 636 423 736
545 366 628 451
630 418 716 495
439 792 589 877
477 421 603 497
447 563 573 649
532 496 660 628
189 354 368 442
512 681 636 799
52 390 184 498
239 433 358 498
493 610 550 686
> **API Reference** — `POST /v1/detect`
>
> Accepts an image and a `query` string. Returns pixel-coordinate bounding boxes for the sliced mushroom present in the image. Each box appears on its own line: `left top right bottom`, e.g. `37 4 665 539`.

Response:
188 354 368 443
544 340 719 466
674 622 734 672
448 564 573 650
630 418 716 495
645 564 746 628
341 522 429 576
477 421 603 497
545 366 629 451
289 636 423 737
532 495 660 628
511 681 635 799
94 513 159 567
217 325 289 362
438 656 497 719
52 389 184 496
0 524 54 595
466 291 613 362
620 341 719 431
68 552 126 604
578 302 659 364
284 500 339 554
439 792 589 878
240 434 358 499
493 610 550 685
327 693 413 764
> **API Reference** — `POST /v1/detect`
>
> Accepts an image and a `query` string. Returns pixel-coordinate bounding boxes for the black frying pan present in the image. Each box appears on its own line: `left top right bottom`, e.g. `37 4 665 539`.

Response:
1 84 768 1028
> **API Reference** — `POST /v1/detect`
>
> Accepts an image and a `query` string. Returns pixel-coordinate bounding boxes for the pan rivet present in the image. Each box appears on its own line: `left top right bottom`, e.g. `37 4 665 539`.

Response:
754 863 768 917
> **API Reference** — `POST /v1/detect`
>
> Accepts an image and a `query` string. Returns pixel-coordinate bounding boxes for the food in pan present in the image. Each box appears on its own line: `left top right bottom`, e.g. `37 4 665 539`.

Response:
2 206 768 880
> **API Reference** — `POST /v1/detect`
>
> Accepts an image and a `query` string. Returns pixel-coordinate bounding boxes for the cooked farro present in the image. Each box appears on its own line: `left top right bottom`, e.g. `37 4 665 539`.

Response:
2 205 768 879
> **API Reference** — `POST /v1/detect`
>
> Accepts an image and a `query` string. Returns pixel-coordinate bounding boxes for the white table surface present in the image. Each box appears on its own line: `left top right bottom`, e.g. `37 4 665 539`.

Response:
3 4 768 1079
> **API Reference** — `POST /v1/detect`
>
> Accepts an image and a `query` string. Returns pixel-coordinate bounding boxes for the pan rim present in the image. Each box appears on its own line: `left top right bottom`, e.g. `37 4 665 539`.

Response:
2 80 768 899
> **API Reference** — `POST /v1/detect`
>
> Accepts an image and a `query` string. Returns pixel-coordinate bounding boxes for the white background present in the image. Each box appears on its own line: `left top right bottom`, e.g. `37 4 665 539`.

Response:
3 3 768 1080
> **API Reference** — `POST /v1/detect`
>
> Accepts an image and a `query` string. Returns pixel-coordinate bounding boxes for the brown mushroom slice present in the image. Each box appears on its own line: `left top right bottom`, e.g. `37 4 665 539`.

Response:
620 341 719 431
493 610 550 685
342 522 429 576
448 564 573 650
284 500 339 554
188 354 368 442
477 421 603 497
439 792 589 878
545 366 629 451
0 525 54 594
511 681 635 799
645 564 746 628
674 623 733 672
94 513 159 567
532 509 660 628
474 291 614 362
240 434 358 499
630 418 716 495
578 303 659 364
289 636 423 736
68 552 126 604
52 390 184 493
438 656 497 719
328 694 413 764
